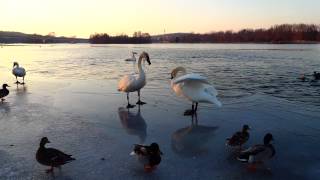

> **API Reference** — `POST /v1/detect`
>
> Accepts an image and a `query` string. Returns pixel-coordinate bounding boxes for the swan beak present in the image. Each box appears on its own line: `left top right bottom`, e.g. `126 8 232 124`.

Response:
7 85 10 87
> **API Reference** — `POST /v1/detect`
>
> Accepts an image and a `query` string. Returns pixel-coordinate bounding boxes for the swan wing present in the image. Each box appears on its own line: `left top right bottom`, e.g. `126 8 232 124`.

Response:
118 74 138 92
173 73 210 85
12 67 26 76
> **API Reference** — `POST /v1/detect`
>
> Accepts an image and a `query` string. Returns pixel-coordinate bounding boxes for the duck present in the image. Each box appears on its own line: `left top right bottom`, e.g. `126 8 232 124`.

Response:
226 125 250 149
170 67 222 115
237 133 275 169
36 137 75 173
125 51 138 62
12 62 26 84
130 143 162 172
0 84 10 102
118 52 151 108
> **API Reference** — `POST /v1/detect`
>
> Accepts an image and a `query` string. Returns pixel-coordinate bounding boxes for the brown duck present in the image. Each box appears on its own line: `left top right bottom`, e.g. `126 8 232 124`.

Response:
36 137 75 173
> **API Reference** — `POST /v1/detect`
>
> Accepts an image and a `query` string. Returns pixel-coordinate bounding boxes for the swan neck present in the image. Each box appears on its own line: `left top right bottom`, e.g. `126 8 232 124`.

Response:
137 57 144 73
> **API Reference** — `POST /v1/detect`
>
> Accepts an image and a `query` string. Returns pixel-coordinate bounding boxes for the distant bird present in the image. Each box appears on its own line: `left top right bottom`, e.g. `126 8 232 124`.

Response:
237 133 275 170
130 143 162 172
118 52 151 108
125 52 138 62
12 62 26 84
36 137 75 173
170 67 222 115
313 71 320 80
226 125 251 149
0 84 10 102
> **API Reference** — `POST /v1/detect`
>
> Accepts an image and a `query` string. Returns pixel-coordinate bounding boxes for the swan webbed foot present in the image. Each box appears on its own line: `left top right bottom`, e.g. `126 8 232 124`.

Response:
15 81 20 84
127 104 136 109
184 109 196 116
21 82 25 85
136 100 146 105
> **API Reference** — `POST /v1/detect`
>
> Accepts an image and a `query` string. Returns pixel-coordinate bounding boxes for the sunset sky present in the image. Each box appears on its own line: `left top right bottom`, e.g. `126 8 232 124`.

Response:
1 0 319 38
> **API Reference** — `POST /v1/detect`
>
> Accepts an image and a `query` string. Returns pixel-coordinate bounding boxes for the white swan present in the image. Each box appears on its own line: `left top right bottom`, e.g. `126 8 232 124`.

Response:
170 67 222 115
118 52 151 108
125 52 137 62
12 62 26 84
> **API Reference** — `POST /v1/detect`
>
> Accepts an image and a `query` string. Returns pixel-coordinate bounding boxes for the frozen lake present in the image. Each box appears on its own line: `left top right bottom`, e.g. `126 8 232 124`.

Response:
0 44 320 179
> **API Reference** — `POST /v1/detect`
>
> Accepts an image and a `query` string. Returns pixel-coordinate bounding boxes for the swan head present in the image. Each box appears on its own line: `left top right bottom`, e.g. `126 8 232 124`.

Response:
13 62 19 68
2 84 10 89
139 52 151 65
170 67 187 79
263 133 273 145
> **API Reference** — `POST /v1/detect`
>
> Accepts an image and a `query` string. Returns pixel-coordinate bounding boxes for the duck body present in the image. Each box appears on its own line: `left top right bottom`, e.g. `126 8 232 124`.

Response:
131 143 162 171
170 67 221 115
118 52 151 108
36 137 75 173
237 133 275 164
226 125 250 148
12 62 26 84
0 84 10 101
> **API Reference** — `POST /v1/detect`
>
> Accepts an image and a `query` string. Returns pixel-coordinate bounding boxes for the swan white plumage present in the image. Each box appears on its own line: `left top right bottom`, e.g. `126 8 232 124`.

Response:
125 52 137 62
118 52 151 108
12 62 26 84
170 67 222 115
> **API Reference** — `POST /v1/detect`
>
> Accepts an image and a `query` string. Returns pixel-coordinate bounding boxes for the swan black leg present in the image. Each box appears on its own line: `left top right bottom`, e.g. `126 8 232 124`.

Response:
136 90 146 105
184 102 196 116
21 76 25 85
126 93 135 109
15 76 19 84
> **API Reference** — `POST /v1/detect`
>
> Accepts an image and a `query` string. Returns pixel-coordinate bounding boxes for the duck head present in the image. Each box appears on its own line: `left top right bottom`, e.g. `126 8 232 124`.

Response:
150 143 163 155
140 52 151 65
264 133 273 145
13 62 19 68
40 137 50 147
2 84 10 89
242 124 251 132
170 67 186 79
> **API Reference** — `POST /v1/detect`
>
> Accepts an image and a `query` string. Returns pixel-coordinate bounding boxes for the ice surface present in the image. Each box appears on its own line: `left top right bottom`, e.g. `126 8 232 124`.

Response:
0 44 319 179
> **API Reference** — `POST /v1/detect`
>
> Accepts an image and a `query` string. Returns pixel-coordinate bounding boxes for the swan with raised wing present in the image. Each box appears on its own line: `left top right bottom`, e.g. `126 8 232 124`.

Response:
170 67 222 115
118 52 151 108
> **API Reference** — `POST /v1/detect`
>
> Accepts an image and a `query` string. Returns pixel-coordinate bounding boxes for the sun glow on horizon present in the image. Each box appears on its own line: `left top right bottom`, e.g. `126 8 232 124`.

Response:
1 0 319 38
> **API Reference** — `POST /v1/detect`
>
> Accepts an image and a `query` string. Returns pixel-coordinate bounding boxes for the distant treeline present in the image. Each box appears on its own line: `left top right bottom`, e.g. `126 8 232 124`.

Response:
157 24 320 43
0 31 88 43
89 31 151 44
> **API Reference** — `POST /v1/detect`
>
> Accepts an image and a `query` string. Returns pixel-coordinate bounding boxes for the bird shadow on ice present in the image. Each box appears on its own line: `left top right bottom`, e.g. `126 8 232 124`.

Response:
171 113 219 157
0 101 11 116
118 105 147 144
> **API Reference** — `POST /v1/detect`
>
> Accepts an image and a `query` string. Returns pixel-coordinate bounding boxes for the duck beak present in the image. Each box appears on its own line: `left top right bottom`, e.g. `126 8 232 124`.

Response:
47 140 51 143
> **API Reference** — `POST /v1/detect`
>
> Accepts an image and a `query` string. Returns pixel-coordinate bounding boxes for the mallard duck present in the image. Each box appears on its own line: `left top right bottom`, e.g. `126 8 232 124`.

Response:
12 62 26 84
36 137 75 173
0 84 10 102
237 133 275 169
226 125 250 149
130 143 162 172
